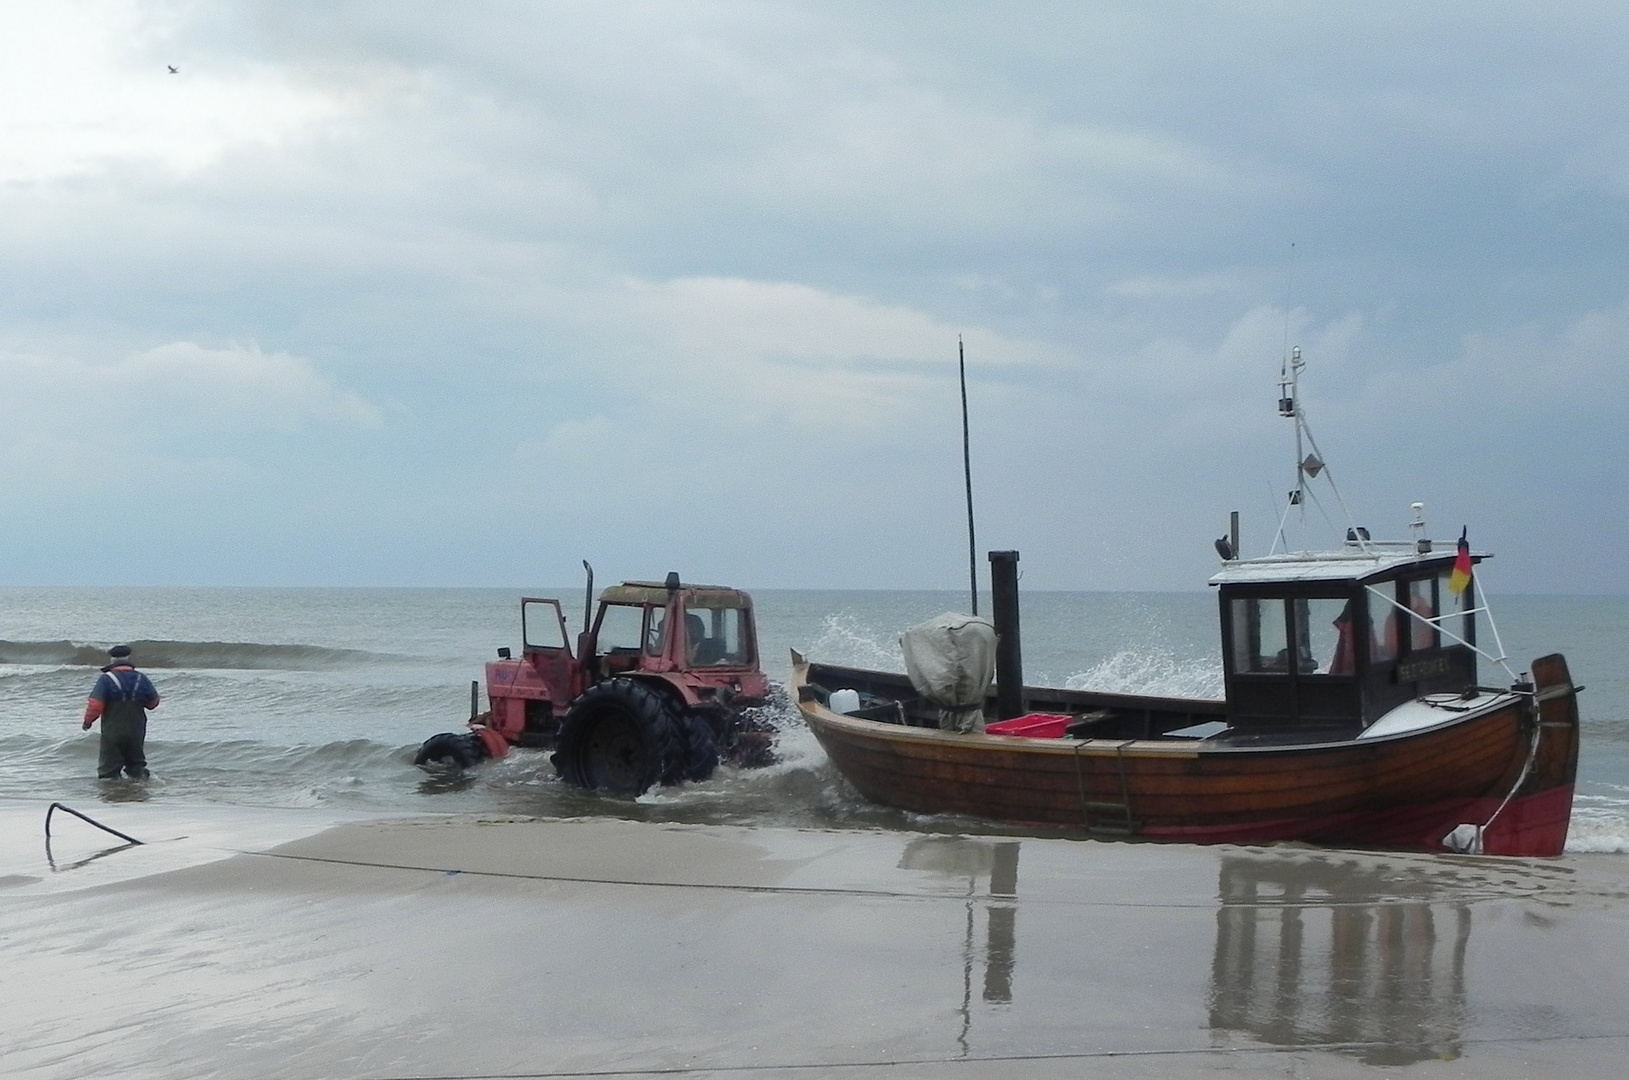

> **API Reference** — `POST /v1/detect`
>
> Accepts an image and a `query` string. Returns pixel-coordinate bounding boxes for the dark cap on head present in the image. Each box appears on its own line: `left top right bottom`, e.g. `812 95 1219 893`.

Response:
108 645 132 660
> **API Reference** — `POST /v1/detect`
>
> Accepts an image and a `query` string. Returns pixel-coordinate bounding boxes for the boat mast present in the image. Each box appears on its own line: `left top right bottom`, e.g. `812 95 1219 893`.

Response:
1284 347 1307 510
1270 346 1366 554
959 336 978 615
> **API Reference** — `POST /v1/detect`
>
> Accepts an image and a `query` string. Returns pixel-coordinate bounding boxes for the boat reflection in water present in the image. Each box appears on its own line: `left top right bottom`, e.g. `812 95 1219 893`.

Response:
1210 853 1472 1065
889 837 1528 1065
897 837 1020 1051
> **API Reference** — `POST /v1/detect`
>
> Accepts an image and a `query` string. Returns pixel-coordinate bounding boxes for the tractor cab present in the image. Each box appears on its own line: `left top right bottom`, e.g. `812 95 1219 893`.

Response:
512 579 759 684
589 580 760 679
1211 538 1484 742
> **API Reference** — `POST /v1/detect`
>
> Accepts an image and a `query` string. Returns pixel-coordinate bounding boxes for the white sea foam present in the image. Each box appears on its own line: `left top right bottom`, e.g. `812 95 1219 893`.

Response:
0 638 398 669
1063 650 1224 700
741 707 827 777
1566 788 1629 853
1564 818 1629 852
805 612 903 671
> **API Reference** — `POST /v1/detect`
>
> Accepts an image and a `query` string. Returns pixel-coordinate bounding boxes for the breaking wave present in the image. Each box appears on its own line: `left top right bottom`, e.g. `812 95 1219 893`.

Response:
1566 785 1629 854
1063 649 1224 699
0 732 429 811
0 639 394 670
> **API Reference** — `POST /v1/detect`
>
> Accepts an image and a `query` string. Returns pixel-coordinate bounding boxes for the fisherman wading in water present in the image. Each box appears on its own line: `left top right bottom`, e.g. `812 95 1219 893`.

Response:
82 645 161 780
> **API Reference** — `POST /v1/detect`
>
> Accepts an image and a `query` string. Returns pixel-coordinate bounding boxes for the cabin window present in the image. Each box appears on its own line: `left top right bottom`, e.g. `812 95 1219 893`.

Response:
1301 598 1350 675
644 607 668 655
1368 586 1400 663
1230 599 1254 672
1233 598 1284 672
1231 597 1352 675
1407 577 1437 651
596 603 650 653
686 603 749 665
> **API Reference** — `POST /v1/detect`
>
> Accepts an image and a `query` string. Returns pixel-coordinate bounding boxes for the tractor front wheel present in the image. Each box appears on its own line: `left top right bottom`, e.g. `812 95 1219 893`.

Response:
553 679 682 795
414 731 488 771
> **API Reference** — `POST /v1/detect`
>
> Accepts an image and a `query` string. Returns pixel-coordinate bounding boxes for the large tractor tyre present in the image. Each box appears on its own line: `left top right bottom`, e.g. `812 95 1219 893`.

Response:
553 678 682 795
414 731 488 771
670 711 720 784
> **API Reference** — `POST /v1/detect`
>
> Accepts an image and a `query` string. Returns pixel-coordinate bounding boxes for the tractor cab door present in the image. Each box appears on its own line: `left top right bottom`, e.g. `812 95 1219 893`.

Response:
521 598 576 698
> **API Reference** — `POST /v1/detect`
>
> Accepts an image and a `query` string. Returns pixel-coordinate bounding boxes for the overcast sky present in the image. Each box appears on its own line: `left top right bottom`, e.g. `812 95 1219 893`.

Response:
2 2 1625 592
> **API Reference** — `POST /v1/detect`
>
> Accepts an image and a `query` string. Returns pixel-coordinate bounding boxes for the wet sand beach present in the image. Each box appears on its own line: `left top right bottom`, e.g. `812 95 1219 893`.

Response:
5 803 1629 1079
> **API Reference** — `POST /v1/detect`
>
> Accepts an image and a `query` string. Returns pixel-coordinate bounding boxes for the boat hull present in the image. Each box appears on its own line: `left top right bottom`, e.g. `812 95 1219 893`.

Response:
793 653 1579 856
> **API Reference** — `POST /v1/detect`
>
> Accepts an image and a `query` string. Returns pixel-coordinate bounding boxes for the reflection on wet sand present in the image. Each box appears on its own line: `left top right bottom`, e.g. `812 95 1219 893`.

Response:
97 779 152 803
899 837 1020 1053
6 810 1625 1078
1210 853 1472 1065
45 838 141 873
986 842 1018 1004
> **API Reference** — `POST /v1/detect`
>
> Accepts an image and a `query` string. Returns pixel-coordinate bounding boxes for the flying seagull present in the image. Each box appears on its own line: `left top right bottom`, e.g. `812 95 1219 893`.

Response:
167 65 178 74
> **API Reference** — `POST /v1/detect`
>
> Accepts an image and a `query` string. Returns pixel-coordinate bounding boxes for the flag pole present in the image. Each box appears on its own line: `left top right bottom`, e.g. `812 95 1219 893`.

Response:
960 336 978 615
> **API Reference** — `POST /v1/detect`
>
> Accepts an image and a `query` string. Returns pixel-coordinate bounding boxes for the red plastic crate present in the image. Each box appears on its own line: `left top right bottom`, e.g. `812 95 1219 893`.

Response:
985 713 1073 738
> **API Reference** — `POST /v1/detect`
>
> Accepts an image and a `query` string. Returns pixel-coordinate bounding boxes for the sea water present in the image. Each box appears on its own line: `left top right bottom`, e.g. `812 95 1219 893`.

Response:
2 587 1624 852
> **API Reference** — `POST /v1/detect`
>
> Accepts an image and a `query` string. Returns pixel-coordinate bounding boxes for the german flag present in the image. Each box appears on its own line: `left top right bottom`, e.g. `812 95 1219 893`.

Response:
1449 527 1473 595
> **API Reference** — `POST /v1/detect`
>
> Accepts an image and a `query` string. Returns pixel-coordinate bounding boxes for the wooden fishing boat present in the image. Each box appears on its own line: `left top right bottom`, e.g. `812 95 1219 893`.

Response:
794 640 1577 856
793 356 1580 857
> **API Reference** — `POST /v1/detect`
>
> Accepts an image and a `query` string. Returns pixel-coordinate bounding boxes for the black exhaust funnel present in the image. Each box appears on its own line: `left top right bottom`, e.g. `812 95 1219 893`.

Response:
989 550 1023 720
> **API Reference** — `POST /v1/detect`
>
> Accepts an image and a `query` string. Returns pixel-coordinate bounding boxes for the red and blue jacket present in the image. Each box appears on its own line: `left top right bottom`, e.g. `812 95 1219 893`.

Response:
83 665 161 725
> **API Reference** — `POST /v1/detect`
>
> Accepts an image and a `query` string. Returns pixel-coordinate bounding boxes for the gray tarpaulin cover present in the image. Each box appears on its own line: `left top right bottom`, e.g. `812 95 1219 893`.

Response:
900 612 997 733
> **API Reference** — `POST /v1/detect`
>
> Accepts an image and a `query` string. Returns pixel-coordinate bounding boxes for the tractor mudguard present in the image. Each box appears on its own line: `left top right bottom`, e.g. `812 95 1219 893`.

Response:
471 725 510 760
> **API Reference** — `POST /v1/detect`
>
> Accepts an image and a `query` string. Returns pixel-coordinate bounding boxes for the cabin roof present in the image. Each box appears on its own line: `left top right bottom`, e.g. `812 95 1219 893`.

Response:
601 582 753 607
1209 543 1490 587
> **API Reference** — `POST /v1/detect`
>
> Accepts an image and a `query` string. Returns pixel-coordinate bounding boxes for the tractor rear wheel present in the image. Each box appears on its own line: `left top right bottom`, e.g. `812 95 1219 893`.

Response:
671 712 720 784
553 678 681 795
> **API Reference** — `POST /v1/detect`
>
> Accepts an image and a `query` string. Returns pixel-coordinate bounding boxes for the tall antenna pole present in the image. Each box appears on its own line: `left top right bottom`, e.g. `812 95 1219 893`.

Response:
959 336 978 615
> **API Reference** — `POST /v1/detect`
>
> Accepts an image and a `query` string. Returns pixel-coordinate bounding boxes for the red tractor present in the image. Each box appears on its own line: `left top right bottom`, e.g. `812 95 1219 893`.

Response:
415 569 773 794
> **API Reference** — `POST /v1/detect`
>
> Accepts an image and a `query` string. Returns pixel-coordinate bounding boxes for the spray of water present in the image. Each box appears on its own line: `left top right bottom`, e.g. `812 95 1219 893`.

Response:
1064 651 1224 699
806 612 903 671
1566 786 1629 853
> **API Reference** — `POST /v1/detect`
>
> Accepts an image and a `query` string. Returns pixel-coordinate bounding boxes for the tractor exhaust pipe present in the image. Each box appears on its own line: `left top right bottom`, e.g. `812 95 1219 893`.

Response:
989 550 1024 721
582 561 594 636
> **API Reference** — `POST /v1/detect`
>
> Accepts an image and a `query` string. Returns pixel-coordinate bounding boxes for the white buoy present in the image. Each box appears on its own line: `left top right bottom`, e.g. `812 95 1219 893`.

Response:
1442 823 1482 854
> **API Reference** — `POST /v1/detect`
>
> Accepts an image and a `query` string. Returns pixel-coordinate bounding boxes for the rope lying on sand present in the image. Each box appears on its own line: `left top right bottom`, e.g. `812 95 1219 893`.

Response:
345 1030 1629 1080
44 802 143 846
240 848 1570 907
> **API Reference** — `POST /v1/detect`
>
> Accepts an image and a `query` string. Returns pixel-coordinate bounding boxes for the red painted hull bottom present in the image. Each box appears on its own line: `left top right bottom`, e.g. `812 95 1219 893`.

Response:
1140 784 1575 857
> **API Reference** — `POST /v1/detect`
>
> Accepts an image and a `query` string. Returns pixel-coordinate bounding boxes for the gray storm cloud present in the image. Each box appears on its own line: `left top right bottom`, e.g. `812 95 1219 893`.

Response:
1 2 1625 591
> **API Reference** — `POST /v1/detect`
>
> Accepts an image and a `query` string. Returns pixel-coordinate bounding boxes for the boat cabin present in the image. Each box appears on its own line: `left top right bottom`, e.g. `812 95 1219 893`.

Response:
1211 540 1483 741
